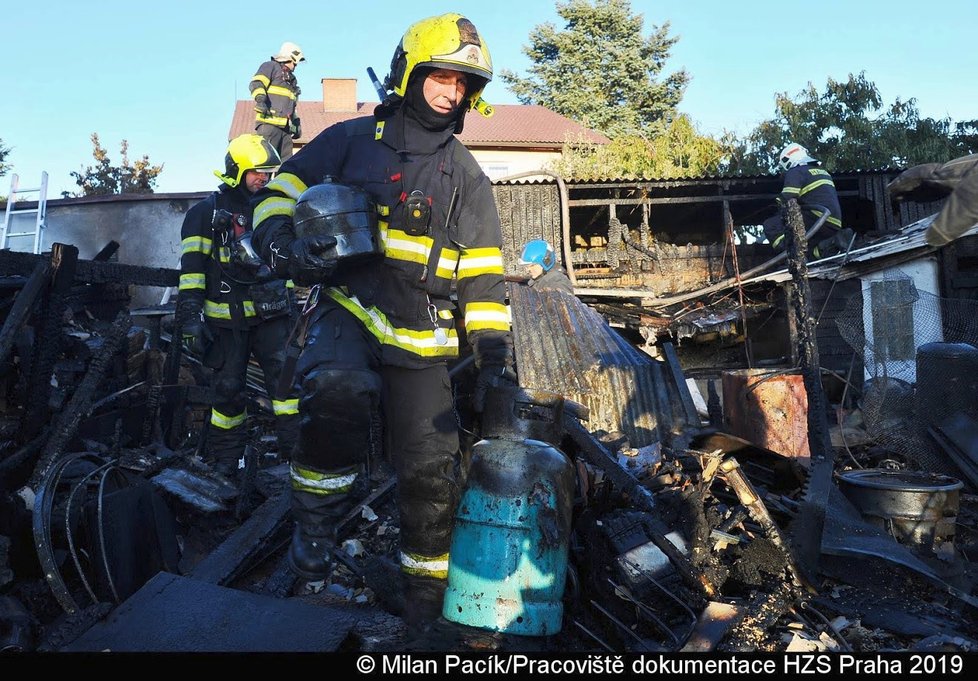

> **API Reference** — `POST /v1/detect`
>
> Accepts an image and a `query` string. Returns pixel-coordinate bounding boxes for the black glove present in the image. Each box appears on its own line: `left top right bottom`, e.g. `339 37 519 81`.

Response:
473 365 518 413
271 234 338 286
289 116 302 140
255 95 272 118
182 317 214 357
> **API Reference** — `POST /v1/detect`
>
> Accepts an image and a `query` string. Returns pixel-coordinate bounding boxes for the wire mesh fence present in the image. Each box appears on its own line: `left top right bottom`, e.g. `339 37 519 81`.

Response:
836 273 978 476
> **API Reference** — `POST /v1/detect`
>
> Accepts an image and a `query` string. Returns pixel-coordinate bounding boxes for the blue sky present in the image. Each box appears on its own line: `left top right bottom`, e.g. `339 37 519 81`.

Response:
4 0 977 197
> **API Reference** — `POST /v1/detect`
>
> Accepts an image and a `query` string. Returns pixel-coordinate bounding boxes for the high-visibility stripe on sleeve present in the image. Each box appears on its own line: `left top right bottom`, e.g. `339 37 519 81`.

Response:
251 74 270 88
464 301 511 332
267 173 308 200
182 236 212 255
254 196 297 226
435 249 459 279
781 186 801 195
291 463 358 495
179 273 206 290
457 247 504 279
272 398 299 416
400 551 449 579
211 408 247 430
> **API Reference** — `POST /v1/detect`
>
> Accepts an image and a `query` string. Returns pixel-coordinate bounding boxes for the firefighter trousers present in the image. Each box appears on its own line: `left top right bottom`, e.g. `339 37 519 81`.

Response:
290 299 460 581
207 318 299 467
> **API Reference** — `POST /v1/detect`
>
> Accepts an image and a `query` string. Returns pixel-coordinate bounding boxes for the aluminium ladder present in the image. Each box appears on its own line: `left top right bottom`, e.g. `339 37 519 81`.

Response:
1 172 48 253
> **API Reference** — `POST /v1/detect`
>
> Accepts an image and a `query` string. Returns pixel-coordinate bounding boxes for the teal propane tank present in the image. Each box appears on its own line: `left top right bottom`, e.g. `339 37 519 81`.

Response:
443 386 577 636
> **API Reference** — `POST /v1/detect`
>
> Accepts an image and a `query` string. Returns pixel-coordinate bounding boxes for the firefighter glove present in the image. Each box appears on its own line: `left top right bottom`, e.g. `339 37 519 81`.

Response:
473 365 518 414
286 234 338 286
255 95 272 117
289 116 302 140
182 318 213 357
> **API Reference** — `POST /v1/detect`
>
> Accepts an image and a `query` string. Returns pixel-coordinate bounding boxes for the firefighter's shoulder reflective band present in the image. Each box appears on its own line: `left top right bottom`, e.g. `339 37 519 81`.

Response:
400 551 449 579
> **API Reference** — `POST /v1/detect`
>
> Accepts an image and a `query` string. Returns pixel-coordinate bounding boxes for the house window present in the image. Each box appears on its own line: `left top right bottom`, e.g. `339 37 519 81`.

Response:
482 165 510 180
870 279 916 361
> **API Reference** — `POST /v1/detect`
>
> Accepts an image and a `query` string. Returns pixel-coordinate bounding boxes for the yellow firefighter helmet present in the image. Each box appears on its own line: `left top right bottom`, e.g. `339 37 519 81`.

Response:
385 13 493 114
215 134 280 188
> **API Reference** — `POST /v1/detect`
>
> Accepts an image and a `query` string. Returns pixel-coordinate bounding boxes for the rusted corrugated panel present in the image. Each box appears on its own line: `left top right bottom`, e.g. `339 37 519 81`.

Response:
510 284 697 448
492 184 562 275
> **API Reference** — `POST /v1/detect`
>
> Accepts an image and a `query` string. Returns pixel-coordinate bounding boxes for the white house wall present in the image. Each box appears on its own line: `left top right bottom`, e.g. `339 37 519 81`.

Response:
3 193 204 306
470 149 562 181
860 256 942 383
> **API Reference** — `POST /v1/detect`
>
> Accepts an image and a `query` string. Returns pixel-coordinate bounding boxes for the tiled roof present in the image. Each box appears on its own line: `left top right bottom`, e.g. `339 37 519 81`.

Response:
228 101 609 148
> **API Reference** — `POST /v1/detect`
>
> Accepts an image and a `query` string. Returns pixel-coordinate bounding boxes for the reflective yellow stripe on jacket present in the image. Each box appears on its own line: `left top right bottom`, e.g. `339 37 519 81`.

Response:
326 288 459 358
204 300 256 320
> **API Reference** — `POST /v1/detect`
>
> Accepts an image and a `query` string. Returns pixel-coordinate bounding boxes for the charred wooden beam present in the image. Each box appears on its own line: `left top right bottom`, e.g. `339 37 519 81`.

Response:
0 262 50 365
93 241 120 262
783 199 835 584
21 245 78 442
29 311 132 488
0 248 178 288
190 490 291 586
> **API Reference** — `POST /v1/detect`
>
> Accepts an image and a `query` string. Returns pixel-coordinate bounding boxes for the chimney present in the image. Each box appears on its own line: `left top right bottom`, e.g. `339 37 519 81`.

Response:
322 78 358 113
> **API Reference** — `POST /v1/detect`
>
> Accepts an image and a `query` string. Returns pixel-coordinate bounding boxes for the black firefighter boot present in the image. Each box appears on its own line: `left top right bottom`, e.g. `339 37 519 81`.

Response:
288 490 352 581
403 573 448 639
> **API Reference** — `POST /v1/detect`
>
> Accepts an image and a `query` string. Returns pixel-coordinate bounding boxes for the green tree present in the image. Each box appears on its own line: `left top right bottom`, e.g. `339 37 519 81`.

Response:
0 137 10 179
64 133 163 197
551 114 734 179
500 0 689 138
729 72 977 174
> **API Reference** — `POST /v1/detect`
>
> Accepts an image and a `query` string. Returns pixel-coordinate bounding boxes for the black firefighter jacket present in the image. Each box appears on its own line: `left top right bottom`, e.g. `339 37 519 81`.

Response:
179 185 270 330
777 163 843 229
250 60 300 129
251 113 511 370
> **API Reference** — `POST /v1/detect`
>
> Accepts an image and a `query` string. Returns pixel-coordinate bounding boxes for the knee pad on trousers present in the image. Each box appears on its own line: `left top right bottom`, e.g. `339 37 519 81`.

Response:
295 368 382 471
213 373 246 407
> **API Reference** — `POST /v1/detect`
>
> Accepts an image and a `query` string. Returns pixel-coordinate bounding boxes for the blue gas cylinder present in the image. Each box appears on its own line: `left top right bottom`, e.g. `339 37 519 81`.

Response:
443 387 576 636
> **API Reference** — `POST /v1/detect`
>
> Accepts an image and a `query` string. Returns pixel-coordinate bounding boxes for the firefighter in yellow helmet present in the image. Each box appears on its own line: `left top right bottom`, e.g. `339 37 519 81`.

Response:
250 14 513 634
177 134 299 477
250 42 305 161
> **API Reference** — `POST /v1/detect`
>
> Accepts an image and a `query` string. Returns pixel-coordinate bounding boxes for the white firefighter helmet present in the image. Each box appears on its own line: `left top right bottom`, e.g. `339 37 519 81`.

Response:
274 42 305 64
777 142 817 172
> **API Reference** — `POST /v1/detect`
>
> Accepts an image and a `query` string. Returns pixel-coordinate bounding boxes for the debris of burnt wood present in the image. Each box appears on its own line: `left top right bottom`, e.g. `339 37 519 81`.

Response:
1 241 977 653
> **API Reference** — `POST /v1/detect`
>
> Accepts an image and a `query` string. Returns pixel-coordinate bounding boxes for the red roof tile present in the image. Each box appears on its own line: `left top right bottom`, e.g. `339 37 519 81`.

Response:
228 101 608 148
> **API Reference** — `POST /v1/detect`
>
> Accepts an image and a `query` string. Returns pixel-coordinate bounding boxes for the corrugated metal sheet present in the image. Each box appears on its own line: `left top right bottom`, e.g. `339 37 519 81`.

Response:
493 168 910 186
749 213 978 284
510 284 697 448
